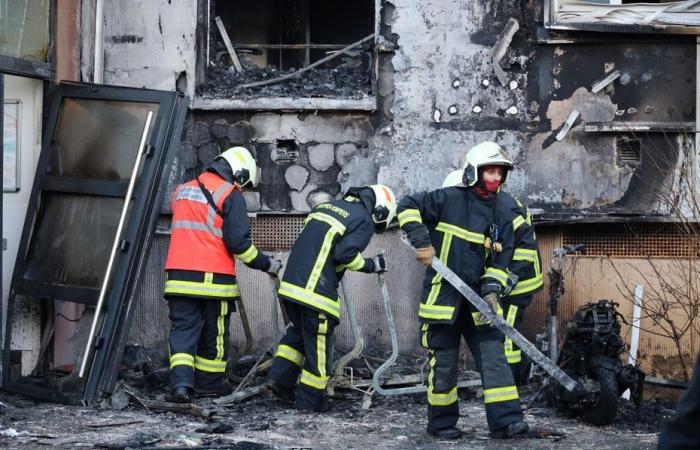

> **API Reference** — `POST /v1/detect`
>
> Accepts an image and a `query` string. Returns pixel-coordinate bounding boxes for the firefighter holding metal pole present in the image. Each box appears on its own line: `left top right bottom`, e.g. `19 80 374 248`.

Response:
265 185 397 412
398 141 528 439
443 167 543 386
163 146 282 403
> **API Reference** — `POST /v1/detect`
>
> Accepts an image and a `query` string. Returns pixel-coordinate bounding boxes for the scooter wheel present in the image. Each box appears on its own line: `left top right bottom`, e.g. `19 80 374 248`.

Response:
583 364 619 425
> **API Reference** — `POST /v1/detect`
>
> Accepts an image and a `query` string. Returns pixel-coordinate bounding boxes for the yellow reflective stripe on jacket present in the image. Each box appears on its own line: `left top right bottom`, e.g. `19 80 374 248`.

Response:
343 252 365 271
164 278 240 298
427 386 458 406
483 385 519 403
513 215 526 231
279 281 341 318
275 344 304 366
435 222 485 245
398 208 422 226
305 212 347 235
483 267 509 286
235 244 259 263
471 305 503 326
194 355 227 373
169 353 194 369
306 228 338 291
300 369 328 390
504 305 521 363
513 248 538 262
510 273 544 296
419 303 455 321
419 233 454 322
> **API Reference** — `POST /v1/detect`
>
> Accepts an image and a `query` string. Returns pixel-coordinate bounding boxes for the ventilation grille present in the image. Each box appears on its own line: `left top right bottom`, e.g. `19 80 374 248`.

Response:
616 136 641 167
563 223 700 258
250 215 305 251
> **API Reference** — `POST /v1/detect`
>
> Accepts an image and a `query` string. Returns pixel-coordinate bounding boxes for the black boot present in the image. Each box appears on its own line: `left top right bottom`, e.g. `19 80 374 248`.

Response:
166 386 193 403
427 425 463 440
491 420 529 438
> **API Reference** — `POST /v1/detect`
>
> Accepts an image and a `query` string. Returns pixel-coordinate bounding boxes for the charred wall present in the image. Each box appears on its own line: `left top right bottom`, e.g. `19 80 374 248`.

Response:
86 0 699 365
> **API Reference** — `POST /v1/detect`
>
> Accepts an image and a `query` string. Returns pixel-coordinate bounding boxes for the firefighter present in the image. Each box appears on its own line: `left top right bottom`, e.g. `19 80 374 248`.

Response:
443 168 543 386
399 141 528 439
164 146 282 403
266 185 397 412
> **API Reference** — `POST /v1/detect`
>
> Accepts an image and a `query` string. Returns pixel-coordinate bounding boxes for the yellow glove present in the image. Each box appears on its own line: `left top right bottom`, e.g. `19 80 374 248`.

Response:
415 246 436 266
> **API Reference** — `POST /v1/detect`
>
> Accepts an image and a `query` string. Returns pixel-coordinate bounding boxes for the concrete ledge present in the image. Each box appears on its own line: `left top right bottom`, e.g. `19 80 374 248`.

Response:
192 96 377 111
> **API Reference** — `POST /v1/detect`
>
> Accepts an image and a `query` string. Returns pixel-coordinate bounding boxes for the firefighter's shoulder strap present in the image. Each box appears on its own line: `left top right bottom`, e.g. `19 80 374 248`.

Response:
197 175 225 218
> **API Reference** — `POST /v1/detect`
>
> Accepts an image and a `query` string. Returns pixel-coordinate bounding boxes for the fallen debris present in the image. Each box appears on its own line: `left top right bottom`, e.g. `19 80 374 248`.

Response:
128 394 216 419
237 33 376 90
591 69 621 93
556 109 581 141
492 18 520 86
215 16 243 73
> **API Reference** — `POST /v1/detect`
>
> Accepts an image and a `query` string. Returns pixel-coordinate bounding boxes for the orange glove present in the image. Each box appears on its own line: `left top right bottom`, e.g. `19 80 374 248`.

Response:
415 246 436 266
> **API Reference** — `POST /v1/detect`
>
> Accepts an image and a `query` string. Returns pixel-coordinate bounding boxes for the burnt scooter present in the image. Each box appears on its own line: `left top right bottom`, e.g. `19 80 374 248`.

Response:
533 244 645 425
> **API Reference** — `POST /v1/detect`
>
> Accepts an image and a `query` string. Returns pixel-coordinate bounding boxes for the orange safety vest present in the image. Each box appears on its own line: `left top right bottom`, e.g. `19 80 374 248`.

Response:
165 171 238 275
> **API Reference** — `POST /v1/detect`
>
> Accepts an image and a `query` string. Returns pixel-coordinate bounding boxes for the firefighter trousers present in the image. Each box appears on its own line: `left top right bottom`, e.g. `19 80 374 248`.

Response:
501 297 530 385
267 299 337 410
168 297 232 392
421 303 523 432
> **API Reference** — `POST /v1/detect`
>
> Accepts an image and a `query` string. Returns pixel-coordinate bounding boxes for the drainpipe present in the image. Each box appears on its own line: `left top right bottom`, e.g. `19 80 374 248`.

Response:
94 0 104 84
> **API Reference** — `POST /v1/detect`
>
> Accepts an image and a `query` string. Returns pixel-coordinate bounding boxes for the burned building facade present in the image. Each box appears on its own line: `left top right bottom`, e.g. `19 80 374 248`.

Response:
2 0 699 402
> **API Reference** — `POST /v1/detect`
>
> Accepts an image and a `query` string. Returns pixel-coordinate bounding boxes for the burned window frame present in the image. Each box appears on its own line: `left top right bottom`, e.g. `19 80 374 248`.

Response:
0 0 55 79
193 0 381 111
2 82 188 405
545 0 700 35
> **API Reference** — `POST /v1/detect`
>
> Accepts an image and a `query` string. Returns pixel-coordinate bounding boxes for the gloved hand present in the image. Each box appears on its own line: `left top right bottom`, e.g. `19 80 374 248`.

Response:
477 292 499 324
368 254 387 273
415 246 436 266
267 258 283 277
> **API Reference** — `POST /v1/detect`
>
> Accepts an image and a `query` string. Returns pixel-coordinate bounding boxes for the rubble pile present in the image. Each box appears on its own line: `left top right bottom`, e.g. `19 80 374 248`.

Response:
201 64 372 99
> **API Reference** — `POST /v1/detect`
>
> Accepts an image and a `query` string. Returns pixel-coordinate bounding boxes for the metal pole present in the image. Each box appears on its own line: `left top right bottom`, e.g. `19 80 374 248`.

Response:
429 256 579 392
78 111 153 378
94 0 104 84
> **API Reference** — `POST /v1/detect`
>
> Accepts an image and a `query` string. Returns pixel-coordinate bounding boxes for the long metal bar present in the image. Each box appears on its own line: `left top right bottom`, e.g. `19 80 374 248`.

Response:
430 256 578 392
78 111 153 378
371 271 481 395
238 33 375 89
232 44 346 50
94 0 104 83
269 274 281 345
237 295 253 356
328 279 364 395
371 272 399 395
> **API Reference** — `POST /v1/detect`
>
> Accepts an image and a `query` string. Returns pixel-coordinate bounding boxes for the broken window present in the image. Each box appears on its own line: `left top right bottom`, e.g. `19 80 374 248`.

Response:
0 0 53 77
2 83 188 405
195 0 378 109
546 0 700 31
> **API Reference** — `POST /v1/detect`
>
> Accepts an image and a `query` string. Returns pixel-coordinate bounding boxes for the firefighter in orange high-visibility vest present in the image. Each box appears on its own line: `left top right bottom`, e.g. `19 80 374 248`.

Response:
164 146 282 403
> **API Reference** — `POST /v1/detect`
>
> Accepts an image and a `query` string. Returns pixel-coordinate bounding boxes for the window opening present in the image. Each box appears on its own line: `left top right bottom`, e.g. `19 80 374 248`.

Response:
548 0 700 30
199 0 376 100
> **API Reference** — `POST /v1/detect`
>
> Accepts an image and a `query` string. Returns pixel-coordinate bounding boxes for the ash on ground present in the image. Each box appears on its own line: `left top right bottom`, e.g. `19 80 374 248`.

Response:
0 384 674 449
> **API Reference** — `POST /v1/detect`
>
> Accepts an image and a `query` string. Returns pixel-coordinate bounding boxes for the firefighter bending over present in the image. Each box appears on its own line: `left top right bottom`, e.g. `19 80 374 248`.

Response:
164 146 282 403
266 185 397 412
399 142 528 439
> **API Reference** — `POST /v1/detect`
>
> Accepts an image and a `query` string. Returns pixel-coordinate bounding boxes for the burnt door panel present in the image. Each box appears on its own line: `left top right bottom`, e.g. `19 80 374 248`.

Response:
2 82 187 404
